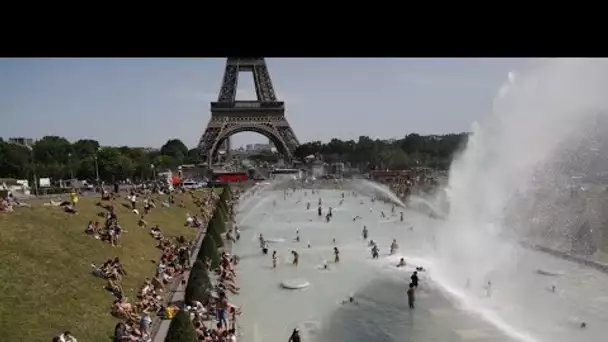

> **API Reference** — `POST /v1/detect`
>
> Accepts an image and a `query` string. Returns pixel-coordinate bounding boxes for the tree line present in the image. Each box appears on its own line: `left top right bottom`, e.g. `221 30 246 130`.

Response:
0 132 469 182
292 133 469 170
0 136 196 182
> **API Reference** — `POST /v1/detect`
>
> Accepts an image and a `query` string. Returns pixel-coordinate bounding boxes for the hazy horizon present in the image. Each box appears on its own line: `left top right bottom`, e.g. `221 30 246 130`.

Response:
0 58 527 149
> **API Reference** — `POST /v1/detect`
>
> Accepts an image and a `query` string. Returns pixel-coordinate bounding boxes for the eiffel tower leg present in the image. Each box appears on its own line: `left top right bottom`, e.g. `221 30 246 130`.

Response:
198 117 223 165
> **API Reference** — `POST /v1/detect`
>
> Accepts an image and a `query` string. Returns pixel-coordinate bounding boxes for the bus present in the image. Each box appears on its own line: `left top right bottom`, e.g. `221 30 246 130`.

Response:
269 168 302 180
211 171 249 183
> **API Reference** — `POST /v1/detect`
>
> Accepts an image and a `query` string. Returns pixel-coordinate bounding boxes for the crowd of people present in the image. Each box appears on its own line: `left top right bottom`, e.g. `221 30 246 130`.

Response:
46 183 223 342
185 189 246 342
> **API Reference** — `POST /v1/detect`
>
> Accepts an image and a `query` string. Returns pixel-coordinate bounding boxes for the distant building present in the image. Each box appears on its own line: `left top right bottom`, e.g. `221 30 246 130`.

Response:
311 160 326 178
8 137 34 148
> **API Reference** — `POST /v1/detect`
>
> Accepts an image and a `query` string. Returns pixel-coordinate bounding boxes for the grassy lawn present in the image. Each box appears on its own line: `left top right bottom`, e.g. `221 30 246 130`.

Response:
0 191 214 342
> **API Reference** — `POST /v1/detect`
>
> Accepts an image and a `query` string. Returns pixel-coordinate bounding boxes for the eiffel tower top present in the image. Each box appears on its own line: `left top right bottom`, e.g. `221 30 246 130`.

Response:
226 57 265 64
211 57 284 113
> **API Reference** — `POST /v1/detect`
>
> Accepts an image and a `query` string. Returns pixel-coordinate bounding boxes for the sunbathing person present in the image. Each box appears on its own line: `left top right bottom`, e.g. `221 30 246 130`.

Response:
112 297 134 318
107 275 123 297
114 322 140 342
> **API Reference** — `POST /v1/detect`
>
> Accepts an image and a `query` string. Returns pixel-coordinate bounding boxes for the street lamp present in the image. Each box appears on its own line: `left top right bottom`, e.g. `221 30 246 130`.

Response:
93 148 101 183
68 153 74 180
151 164 156 181
25 145 39 197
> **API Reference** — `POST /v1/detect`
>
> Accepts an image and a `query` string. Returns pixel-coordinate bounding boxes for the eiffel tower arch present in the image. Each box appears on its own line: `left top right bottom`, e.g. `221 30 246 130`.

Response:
198 58 300 165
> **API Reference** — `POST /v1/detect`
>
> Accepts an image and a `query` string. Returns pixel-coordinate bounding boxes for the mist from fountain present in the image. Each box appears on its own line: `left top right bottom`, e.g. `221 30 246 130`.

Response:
429 59 608 341
348 179 407 208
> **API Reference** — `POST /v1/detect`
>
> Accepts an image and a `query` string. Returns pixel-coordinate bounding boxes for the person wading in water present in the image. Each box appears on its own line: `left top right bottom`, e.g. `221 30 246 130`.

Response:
407 283 415 309
288 328 301 342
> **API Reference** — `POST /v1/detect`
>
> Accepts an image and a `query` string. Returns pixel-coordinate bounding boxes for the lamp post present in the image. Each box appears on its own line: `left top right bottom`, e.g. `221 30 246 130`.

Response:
151 164 156 182
94 148 100 183
68 152 74 180
25 145 39 197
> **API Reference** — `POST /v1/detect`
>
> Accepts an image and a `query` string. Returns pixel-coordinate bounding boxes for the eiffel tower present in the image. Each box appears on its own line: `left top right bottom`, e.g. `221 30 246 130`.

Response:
198 57 300 165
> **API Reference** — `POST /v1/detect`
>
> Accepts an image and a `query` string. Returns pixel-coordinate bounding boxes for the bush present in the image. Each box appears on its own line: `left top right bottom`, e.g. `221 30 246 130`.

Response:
198 234 220 269
207 217 225 248
184 260 212 305
165 310 198 342
211 209 227 234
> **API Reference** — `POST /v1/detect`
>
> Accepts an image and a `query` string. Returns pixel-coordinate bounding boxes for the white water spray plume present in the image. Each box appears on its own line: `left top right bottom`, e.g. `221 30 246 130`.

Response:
431 59 608 342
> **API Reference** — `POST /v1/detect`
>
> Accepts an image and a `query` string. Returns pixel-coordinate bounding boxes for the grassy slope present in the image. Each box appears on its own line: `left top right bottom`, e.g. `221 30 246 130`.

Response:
0 192 211 342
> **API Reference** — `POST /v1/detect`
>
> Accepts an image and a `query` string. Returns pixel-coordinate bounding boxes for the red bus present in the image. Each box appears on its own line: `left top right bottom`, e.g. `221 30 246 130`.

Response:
212 172 249 183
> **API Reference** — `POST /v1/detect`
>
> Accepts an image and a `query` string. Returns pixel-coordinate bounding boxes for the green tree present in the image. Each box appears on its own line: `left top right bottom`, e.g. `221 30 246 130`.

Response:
207 217 225 248
165 310 198 342
184 260 212 305
161 139 189 165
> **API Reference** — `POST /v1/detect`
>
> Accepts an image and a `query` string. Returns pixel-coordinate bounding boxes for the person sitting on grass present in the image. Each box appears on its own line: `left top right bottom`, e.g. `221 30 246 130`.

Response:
101 188 112 201
58 330 78 342
0 198 13 213
138 215 148 228
112 297 135 319
114 322 140 342
63 204 77 214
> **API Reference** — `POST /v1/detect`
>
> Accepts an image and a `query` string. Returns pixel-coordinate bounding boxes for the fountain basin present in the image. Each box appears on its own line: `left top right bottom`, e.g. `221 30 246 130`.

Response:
281 279 310 290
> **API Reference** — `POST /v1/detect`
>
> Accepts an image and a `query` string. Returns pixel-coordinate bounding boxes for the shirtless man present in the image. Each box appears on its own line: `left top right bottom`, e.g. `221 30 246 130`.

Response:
217 291 230 329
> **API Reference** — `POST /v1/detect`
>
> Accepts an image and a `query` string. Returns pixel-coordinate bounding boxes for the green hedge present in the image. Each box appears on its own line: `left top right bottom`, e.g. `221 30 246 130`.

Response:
211 209 227 234
207 214 225 247
198 233 220 269
184 260 212 305
165 310 198 342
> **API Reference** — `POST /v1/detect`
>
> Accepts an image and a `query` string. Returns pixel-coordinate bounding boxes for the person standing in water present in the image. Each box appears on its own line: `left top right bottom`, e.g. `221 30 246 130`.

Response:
411 271 419 288
318 206 322 217
288 328 301 342
292 250 299 266
407 283 415 309
262 242 269 255
306 202 311 210
259 234 265 248
362 226 368 240
318 197 322 206
295 229 300 242
400 212 404 222
371 243 379 259
334 246 340 263
390 239 399 255
272 251 277 268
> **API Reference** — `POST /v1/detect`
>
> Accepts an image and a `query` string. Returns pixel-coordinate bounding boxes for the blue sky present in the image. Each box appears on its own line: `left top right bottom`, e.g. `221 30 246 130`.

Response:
0 58 526 149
